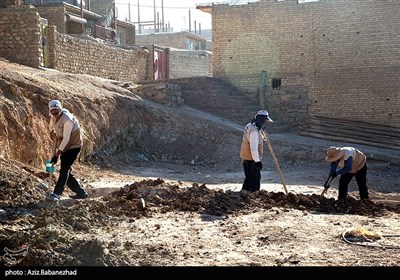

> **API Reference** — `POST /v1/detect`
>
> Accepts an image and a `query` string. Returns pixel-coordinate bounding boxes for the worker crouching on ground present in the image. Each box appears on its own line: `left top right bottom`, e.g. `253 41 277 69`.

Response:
325 146 369 200
46 100 88 202
240 110 274 192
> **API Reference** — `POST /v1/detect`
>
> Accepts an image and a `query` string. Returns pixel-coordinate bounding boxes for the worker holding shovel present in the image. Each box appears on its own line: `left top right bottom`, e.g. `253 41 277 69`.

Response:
324 146 369 200
46 100 88 202
240 110 274 192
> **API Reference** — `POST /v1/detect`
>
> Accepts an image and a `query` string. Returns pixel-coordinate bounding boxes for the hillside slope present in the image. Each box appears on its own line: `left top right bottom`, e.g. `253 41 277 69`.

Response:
0 59 242 170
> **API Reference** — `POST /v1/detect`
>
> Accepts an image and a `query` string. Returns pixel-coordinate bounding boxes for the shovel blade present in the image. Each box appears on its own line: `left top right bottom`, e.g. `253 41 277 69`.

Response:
321 175 335 196
39 181 49 190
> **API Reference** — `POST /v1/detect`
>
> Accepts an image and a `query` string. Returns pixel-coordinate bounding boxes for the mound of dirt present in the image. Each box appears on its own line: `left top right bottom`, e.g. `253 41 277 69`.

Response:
1 170 399 267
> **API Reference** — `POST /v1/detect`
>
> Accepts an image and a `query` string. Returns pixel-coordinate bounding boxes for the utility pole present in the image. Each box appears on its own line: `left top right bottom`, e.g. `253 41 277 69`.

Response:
157 12 160 32
153 0 156 32
188 10 191 32
137 0 141 33
114 0 117 30
161 0 165 32
128 2 131 21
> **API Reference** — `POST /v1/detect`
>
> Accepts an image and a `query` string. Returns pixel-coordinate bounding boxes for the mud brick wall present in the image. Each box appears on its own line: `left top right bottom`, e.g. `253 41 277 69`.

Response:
142 44 157 81
135 31 207 50
136 32 188 49
0 5 43 67
36 6 66 34
0 5 147 83
212 0 400 127
47 25 147 82
143 45 211 80
169 50 212 78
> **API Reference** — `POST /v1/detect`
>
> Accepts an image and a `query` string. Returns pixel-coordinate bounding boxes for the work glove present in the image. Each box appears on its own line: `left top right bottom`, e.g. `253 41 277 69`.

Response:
331 171 337 179
50 155 58 165
255 161 262 171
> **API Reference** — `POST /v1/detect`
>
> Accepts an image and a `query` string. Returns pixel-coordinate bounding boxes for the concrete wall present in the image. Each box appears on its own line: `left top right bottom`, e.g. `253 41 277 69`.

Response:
211 0 400 127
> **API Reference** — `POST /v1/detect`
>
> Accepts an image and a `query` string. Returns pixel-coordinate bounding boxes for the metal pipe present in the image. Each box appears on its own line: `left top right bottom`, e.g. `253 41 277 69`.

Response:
66 14 87 25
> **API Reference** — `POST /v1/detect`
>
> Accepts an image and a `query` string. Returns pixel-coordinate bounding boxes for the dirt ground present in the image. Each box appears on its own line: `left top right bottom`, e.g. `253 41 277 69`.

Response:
1 59 400 271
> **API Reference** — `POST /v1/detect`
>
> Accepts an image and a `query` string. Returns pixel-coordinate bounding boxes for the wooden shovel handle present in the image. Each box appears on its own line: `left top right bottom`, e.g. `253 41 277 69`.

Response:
321 176 334 196
261 130 288 195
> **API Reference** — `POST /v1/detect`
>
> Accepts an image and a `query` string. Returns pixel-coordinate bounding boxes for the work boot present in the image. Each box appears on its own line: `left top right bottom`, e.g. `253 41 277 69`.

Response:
46 193 60 202
69 193 88 199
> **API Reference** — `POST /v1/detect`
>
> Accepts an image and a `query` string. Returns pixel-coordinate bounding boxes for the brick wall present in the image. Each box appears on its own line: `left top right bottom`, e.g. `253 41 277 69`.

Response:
136 33 186 49
0 5 42 67
310 0 400 126
142 44 211 81
0 5 148 82
36 6 66 34
47 25 148 82
135 31 207 50
0 4 211 84
169 50 212 78
211 0 400 128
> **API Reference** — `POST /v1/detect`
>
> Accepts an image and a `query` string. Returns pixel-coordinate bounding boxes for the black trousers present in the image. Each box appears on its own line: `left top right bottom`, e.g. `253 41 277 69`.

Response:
242 160 261 192
338 163 369 199
53 147 86 197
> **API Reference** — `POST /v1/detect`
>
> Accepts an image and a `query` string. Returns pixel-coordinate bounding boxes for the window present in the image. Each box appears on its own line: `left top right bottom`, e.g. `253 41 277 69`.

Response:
272 78 281 89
